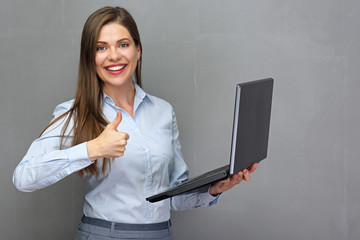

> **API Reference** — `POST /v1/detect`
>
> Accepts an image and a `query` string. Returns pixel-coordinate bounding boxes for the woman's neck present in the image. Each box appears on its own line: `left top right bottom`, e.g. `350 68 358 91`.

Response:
103 80 136 117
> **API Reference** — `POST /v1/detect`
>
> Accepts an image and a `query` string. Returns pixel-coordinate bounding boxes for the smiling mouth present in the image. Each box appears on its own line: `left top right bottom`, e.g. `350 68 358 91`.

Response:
105 65 126 71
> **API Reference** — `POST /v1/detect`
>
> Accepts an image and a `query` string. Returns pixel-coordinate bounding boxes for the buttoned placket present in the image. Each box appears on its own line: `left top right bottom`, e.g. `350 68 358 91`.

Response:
122 113 154 223
105 92 154 223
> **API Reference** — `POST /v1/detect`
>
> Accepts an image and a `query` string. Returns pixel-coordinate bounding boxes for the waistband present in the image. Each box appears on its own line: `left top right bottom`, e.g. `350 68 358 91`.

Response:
81 216 171 231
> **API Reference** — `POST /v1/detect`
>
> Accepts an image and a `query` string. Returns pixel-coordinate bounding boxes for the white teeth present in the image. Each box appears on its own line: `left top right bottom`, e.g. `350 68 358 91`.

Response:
106 65 126 71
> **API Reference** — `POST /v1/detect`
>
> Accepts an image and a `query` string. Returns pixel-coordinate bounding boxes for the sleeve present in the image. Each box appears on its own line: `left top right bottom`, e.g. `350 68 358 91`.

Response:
168 110 221 211
12 101 94 192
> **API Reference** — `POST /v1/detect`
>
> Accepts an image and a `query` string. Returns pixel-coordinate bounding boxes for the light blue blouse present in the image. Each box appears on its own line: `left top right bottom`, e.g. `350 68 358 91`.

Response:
13 83 219 224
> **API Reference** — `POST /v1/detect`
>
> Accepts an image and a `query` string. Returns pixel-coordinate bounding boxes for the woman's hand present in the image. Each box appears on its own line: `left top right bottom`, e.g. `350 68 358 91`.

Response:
86 110 129 161
209 163 258 195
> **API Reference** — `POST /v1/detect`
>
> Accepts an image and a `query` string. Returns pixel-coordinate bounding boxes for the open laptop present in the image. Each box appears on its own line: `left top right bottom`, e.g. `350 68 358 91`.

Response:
146 78 274 203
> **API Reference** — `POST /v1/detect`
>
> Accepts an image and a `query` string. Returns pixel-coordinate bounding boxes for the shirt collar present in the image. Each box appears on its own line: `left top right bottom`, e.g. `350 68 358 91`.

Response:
134 82 147 102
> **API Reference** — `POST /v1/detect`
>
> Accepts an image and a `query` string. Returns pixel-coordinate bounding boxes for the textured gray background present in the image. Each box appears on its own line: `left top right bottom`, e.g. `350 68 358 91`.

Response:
1 0 359 239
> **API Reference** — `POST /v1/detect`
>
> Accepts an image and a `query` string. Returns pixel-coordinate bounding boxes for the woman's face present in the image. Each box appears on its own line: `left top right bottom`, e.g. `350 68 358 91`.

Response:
95 22 141 90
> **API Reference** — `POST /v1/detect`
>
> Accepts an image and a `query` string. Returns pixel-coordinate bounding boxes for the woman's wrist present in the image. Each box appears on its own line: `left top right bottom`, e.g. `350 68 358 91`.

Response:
209 185 221 196
86 139 101 161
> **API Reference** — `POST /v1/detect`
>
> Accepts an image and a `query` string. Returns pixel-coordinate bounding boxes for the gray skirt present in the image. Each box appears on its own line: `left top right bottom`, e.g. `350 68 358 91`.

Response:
75 216 173 240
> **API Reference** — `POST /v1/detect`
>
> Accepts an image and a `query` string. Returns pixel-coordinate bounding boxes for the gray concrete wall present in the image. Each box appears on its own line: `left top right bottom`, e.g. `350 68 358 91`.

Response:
2 0 359 239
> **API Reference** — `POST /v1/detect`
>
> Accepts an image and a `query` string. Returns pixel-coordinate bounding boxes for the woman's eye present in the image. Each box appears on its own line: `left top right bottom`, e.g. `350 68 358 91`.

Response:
96 46 106 51
120 43 129 48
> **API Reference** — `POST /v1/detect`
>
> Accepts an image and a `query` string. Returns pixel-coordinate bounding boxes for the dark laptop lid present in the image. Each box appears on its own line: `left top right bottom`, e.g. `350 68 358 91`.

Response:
230 78 273 174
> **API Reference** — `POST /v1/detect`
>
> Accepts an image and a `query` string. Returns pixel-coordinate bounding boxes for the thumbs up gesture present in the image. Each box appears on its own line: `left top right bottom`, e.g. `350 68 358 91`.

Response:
86 110 130 161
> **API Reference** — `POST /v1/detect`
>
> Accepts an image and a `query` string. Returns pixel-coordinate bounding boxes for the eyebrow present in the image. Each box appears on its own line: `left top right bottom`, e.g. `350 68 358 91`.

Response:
97 38 131 44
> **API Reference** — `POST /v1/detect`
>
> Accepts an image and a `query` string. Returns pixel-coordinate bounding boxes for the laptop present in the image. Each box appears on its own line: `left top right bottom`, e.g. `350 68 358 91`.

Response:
146 78 274 203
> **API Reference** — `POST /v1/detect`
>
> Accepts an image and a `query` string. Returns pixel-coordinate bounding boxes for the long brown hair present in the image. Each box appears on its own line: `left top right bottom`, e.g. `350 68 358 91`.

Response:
41 7 143 176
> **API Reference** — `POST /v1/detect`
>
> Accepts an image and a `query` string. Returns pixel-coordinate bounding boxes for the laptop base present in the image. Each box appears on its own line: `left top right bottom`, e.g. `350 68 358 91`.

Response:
146 165 229 203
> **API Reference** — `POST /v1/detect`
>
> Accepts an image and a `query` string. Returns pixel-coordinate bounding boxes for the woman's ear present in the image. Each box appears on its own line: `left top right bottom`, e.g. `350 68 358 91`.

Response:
137 45 141 61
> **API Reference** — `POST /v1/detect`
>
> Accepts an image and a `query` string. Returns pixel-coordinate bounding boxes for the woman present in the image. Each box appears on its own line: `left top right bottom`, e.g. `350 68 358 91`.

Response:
13 6 257 240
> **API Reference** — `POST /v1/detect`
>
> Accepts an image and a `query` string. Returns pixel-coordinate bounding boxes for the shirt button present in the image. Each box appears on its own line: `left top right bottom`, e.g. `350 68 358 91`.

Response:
147 173 152 177
79 162 84 166
134 129 139 133
59 172 64 177
147 221 151 224
145 148 150 153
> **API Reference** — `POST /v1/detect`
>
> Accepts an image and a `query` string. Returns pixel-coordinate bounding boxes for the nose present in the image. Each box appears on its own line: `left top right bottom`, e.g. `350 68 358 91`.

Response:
108 47 121 61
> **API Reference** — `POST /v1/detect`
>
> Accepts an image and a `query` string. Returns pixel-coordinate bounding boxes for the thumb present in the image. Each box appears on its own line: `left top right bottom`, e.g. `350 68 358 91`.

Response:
109 110 122 130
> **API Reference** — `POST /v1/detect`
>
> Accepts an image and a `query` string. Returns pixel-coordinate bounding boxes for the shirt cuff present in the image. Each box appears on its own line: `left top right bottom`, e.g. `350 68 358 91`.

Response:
198 185 221 206
66 142 93 172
